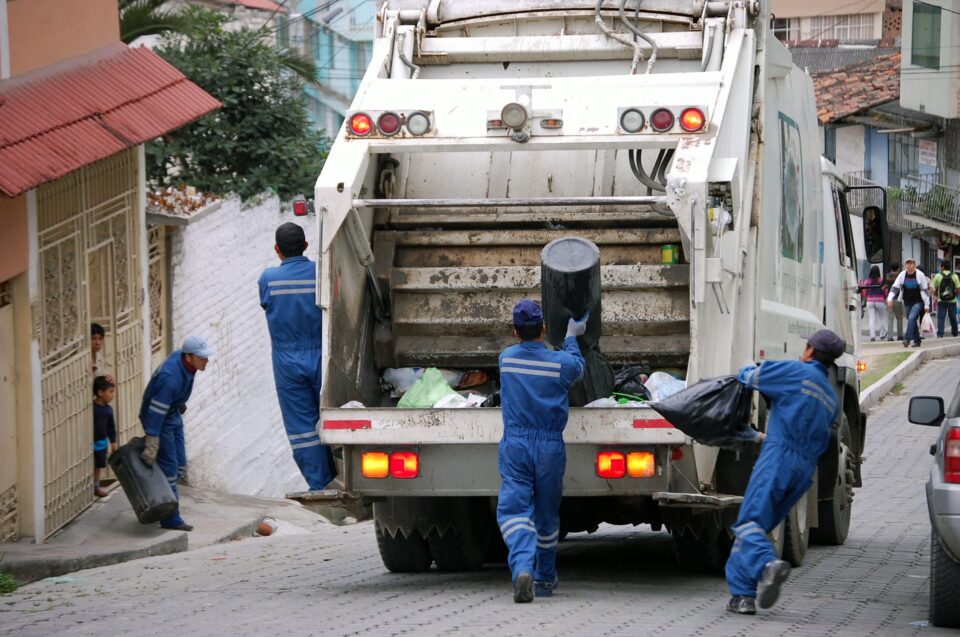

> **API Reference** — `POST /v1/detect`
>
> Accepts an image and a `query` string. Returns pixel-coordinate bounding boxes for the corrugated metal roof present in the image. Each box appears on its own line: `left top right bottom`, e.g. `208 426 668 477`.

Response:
0 43 221 197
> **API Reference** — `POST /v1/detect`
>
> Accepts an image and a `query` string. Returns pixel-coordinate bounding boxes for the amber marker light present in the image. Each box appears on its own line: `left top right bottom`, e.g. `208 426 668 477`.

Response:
361 451 389 478
856 360 868 373
627 451 656 478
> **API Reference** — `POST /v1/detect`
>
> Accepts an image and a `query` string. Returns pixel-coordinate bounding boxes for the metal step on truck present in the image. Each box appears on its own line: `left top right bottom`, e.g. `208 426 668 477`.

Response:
290 0 889 574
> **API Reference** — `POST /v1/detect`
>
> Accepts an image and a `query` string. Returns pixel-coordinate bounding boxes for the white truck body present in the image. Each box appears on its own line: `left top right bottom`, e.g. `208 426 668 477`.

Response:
304 0 875 571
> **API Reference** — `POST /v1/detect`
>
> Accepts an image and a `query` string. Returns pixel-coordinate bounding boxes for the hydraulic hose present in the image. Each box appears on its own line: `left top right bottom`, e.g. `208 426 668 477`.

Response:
595 0 644 75
619 0 657 74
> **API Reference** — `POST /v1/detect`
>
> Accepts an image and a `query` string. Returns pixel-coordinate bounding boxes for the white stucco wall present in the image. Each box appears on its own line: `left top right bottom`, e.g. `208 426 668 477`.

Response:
169 195 318 497
835 125 865 178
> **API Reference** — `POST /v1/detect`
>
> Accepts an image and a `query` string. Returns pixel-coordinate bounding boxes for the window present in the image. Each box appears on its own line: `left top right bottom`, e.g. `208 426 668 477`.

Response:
277 15 290 49
808 14 877 39
888 134 920 186
831 185 855 268
772 17 799 41
912 1 941 70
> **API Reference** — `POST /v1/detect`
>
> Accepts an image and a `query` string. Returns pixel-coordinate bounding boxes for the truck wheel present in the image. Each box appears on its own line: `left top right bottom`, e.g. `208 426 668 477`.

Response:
671 525 732 575
782 492 810 567
374 522 433 573
769 520 785 558
931 528 960 628
428 525 485 572
812 414 854 546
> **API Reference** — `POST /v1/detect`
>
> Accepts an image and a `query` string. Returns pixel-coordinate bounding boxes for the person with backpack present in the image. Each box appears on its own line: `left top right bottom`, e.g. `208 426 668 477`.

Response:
933 259 960 338
886 259 930 348
860 265 887 341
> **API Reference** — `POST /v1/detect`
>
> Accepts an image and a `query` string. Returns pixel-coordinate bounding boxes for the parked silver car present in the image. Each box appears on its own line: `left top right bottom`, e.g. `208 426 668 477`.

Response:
909 390 960 628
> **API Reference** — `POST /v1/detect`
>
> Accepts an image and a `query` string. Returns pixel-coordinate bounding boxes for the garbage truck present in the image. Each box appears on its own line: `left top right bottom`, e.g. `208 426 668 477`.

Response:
293 0 886 574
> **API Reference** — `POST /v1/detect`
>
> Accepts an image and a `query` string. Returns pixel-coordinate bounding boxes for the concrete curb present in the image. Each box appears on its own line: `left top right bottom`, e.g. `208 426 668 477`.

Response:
860 342 960 412
1 533 188 586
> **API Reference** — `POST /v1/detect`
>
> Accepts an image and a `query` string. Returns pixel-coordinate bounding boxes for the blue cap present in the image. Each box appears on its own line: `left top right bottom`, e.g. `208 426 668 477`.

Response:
804 328 845 360
512 299 543 327
182 335 214 359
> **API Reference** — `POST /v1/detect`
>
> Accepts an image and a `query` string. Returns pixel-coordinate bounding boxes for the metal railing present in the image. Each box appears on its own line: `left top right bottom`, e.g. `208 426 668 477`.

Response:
899 173 960 228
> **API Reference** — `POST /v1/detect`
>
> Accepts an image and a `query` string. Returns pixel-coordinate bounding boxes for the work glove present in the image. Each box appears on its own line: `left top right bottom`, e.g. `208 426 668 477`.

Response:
141 435 160 466
565 311 590 338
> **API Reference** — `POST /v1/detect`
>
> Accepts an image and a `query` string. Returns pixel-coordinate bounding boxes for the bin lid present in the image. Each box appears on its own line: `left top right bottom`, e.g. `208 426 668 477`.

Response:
541 237 600 273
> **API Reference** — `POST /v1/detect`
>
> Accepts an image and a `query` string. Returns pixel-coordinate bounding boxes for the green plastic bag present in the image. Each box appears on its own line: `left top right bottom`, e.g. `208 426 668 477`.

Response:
397 367 458 408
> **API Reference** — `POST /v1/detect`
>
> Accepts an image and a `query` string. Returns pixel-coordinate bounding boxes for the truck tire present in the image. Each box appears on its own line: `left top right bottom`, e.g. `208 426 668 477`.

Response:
769 520 785 558
931 528 960 628
428 525 485 572
374 522 433 573
812 414 854 546
671 525 732 575
782 492 810 567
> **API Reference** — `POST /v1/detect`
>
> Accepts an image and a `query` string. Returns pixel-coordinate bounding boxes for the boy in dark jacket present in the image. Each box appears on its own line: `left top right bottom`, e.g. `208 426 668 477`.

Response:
93 375 118 497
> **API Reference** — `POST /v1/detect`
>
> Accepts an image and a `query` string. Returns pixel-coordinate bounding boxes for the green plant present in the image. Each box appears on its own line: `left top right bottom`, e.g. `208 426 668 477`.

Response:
921 184 959 221
0 572 18 595
887 187 902 203
148 8 327 201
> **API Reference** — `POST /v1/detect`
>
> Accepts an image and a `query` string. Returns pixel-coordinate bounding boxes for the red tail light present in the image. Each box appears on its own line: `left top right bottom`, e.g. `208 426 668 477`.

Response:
378 112 400 136
679 107 705 132
390 451 419 479
292 199 309 216
945 428 960 483
650 108 675 132
597 451 626 479
349 112 373 136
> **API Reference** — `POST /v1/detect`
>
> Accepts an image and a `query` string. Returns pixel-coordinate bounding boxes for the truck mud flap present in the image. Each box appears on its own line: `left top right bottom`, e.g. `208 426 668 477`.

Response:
653 492 743 509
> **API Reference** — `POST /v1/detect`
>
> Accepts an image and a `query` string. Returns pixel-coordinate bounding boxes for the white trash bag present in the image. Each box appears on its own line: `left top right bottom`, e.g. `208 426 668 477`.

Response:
645 372 687 402
921 312 935 335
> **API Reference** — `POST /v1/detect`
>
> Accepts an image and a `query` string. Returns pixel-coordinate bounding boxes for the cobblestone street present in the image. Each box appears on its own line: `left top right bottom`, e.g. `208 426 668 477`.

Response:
2 360 957 637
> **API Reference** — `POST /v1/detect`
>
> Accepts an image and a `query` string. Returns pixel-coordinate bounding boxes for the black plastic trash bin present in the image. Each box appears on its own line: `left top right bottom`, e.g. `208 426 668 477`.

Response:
540 236 602 348
108 437 178 524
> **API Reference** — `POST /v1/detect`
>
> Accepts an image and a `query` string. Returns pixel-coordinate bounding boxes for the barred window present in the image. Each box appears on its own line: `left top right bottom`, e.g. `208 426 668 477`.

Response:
772 17 800 41
808 13 877 40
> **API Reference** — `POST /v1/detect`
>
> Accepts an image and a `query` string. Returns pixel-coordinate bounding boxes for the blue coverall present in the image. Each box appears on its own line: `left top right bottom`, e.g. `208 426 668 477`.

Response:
258 255 336 490
725 360 841 597
139 350 196 528
497 337 585 584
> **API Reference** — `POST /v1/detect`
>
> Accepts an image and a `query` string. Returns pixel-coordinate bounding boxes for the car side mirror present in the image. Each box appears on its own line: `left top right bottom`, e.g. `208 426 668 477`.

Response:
909 396 945 427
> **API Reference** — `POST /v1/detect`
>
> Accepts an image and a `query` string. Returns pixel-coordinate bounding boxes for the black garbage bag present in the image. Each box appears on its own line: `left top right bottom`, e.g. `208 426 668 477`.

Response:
614 365 652 401
647 375 757 448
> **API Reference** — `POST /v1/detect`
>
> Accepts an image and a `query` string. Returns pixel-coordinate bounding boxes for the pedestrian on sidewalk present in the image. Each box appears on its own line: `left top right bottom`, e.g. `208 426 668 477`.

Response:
883 263 904 342
860 266 887 341
258 222 336 491
138 336 212 532
887 259 930 348
496 300 586 603
92 375 118 498
726 329 843 616
933 259 960 338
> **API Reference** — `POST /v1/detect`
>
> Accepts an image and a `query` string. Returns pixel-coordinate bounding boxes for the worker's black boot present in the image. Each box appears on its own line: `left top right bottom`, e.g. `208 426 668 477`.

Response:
757 559 790 609
513 572 534 603
726 596 757 615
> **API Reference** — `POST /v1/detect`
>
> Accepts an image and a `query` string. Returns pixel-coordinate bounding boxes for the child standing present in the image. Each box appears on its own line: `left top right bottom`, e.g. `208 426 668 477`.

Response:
93 375 118 497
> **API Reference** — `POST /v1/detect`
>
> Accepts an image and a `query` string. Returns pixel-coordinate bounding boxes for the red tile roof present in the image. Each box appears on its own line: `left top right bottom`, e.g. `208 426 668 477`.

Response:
229 0 287 10
811 51 901 125
0 43 221 197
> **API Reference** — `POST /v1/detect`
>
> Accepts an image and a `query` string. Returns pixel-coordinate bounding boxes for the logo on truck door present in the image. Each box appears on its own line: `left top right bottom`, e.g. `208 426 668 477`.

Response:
779 113 804 262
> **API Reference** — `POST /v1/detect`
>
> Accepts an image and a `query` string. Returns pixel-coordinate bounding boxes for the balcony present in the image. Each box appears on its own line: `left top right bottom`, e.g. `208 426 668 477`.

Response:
897 173 960 233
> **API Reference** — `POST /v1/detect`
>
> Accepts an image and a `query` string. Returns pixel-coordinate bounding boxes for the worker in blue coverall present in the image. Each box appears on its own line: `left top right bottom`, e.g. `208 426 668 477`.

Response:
258 222 336 491
497 299 587 603
725 329 844 615
139 336 212 532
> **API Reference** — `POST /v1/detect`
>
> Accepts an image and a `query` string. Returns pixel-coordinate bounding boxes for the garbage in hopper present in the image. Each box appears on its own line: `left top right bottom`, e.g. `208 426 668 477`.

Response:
647 376 758 448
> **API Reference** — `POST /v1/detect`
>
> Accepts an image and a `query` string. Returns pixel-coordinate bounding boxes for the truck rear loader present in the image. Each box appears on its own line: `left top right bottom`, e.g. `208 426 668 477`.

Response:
293 0 885 574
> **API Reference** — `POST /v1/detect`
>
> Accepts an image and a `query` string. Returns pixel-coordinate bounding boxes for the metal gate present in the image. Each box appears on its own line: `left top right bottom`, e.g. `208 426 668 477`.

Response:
147 225 170 370
36 148 144 537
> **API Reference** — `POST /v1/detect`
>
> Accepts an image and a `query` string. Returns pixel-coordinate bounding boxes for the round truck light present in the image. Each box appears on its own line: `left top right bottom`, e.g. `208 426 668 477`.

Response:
349 112 373 136
619 108 645 133
500 102 528 129
680 107 706 132
650 108 675 132
405 111 431 136
378 112 401 136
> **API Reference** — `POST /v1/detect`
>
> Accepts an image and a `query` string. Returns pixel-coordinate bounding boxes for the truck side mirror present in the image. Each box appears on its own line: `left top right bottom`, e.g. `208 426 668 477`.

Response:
862 205 889 268
909 396 945 427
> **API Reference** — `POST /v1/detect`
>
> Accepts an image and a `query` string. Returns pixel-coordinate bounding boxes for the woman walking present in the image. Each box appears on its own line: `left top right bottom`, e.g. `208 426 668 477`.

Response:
862 265 887 341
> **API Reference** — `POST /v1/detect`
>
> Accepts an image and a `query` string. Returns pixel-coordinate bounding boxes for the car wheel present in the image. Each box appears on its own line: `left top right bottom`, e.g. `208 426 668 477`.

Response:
930 527 960 628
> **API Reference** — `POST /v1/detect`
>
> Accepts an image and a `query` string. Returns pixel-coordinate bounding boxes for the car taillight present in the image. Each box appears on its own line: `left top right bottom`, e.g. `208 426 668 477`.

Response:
597 451 626 479
361 451 389 478
945 428 960 483
349 112 373 136
679 107 705 132
378 112 401 136
390 451 419 479
650 108 675 132
627 451 656 478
